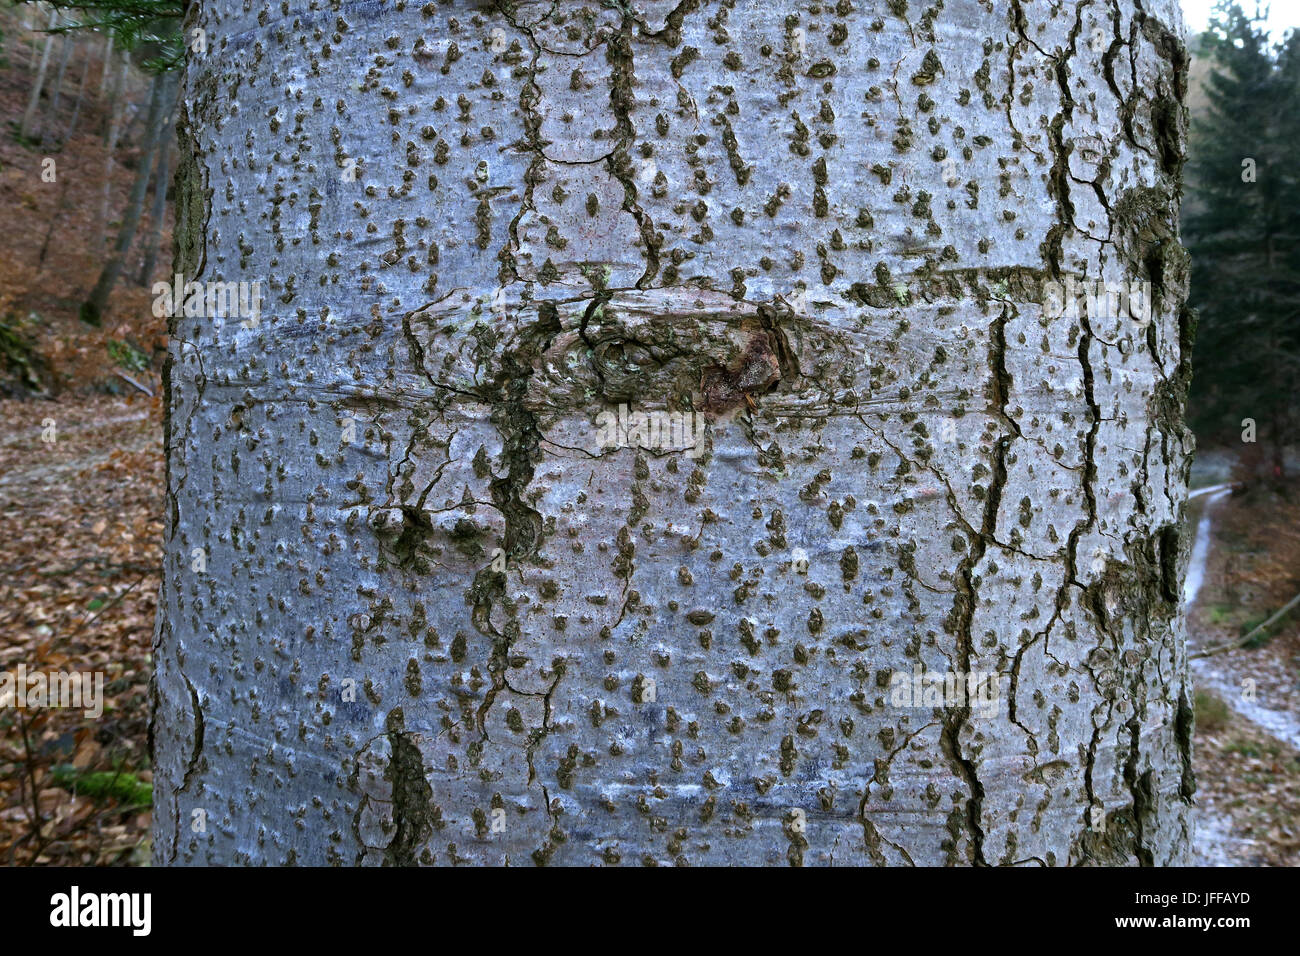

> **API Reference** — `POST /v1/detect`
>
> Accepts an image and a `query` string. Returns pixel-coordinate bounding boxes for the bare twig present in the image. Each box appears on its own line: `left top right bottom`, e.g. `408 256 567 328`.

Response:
114 371 155 397
66 569 150 643
16 710 48 865
1192 590 1300 659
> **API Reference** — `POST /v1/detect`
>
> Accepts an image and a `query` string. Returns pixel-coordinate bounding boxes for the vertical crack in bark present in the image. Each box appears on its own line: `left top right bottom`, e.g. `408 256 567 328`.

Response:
578 291 613 393
632 0 700 47
1081 716 1104 848
1025 2 1123 861
942 303 1027 866
858 721 935 866
1101 0 1136 151
496 2 545 288
1005 1 1047 160
382 708 436 866
1122 716 1155 866
166 658 205 863
1174 686 1196 802
1033 0 1086 268
606 14 661 289
470 301 562 736
994 294 1051 744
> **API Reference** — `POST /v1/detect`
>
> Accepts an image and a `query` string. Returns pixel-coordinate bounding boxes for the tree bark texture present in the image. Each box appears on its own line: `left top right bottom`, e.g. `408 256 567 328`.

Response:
155 0 1196 866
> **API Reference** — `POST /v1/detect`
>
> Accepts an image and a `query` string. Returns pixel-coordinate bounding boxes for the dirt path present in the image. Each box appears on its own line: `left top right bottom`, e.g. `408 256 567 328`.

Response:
1183 484 1233 605
1184 473 1300 866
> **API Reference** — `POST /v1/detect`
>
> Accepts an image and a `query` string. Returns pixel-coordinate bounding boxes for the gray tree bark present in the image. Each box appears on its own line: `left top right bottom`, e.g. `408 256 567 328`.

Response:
155 0 1197 866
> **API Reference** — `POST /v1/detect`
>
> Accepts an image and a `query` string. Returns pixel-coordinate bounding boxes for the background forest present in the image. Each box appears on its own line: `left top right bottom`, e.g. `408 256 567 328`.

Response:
0 0 1297 865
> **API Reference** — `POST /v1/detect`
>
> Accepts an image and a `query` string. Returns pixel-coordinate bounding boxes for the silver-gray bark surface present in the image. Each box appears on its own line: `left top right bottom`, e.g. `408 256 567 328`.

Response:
154 0 1196 865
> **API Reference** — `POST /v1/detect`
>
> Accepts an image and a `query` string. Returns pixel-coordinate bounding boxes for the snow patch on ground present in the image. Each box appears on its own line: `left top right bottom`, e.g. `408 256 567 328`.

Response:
1183 485 1233 605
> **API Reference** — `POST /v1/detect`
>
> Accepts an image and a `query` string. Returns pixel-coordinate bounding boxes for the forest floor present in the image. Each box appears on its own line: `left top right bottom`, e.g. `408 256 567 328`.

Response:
0 395 159 864
1184 473 1300 866
0 11 167 864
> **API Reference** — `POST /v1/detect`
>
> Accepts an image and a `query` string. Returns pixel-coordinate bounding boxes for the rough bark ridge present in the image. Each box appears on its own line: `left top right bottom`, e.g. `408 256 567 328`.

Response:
154 0 1195 865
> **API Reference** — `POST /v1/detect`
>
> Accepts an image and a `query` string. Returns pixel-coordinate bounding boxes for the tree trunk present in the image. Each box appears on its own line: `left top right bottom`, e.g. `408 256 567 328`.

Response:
19 8 59 140
62 52 93 142
95 55 130 250
43 21 75 137
27 4 40 73
102 49 128 144
100 33 114 99
123 95 150 148
82 71 172 326
155 0 1197 866
138 133 174 286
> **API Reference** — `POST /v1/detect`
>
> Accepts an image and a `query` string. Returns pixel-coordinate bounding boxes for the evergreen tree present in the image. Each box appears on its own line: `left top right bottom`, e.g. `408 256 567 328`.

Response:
46 0 184 73
1186 3 1300 474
